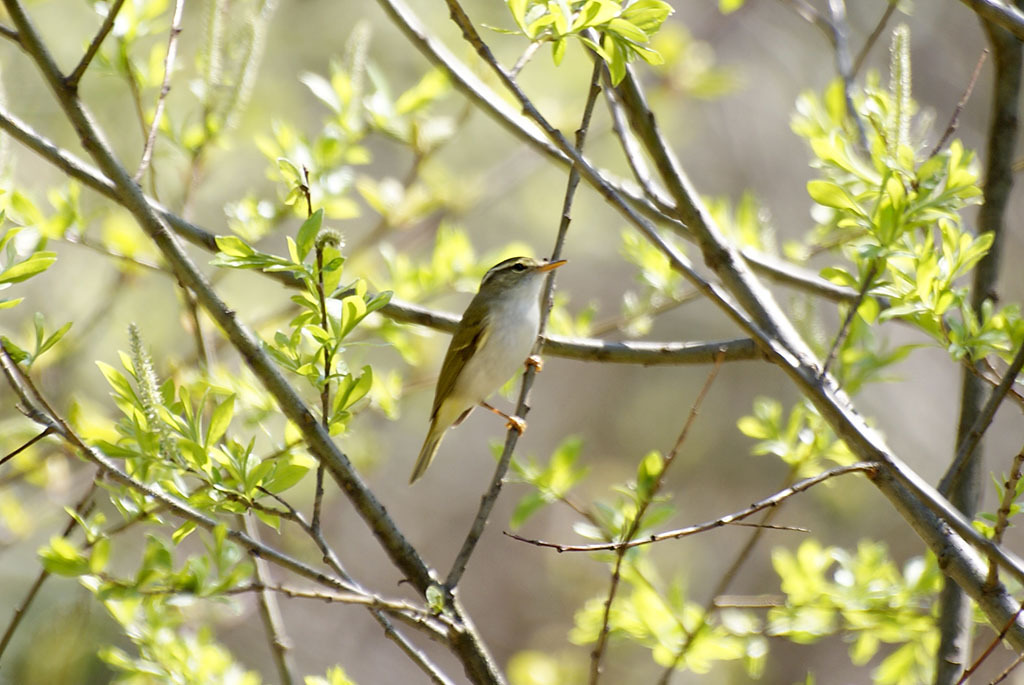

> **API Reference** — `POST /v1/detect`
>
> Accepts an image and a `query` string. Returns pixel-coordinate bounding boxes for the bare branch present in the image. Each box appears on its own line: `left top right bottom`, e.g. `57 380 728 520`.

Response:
507 463 876 553
444 56 603 591
939 340 1024 497
821 261 877 377
0 427 55 469
958 0 1024 40
988 445 1024 584
590 354 724 684
0 478 97 660
0 23 18 45
827 0 869 150
66 0 127 87
243 515 298 685
955 599 1024 684
134 0 185 181
853 1 899 75
929 49 988 159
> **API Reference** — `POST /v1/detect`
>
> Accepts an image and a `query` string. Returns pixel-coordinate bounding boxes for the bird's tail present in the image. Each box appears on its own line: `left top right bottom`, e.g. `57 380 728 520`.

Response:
410 422 445 484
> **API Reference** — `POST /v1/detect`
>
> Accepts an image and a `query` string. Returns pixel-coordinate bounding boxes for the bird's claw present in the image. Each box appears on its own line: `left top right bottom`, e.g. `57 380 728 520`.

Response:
506 416 527 434
526 354 543 373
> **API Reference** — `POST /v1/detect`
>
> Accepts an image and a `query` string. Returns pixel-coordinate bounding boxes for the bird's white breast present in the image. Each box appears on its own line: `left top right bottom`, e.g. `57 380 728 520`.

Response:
452 282 543 405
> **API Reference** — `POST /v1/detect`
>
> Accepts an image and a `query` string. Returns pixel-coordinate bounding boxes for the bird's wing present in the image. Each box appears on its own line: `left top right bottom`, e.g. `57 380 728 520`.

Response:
430 307 490 419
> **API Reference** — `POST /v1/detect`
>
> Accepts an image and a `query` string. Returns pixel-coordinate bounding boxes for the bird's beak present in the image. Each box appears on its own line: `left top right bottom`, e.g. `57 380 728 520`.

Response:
537 259 568 272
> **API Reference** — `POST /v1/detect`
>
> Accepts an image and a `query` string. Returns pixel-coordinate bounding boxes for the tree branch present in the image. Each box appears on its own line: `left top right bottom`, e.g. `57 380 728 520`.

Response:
429 3 1024 648
936 12 1021 679
958 0 1024 40
243 514 298 685
374 0 864 306
66 0 127 87
507 463 873 552
444 57 603 592
134 0 184 181
590 353 724 684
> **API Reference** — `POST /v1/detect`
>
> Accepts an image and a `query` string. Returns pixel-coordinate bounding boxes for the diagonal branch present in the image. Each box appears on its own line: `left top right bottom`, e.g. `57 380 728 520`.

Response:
1 3 501 679
374 0 863 306
66 0 127 87
590 353 724 684
507 463 875 553
134 0 185 181
444 57 604 591
433 1 1024 649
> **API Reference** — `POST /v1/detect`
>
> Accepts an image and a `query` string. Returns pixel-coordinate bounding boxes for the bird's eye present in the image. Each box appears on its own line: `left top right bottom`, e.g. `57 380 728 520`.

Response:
512 262 528 272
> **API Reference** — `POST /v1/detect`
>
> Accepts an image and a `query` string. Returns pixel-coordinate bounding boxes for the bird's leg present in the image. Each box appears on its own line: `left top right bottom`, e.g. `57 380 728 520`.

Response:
526 354 543 373
479 401 527 434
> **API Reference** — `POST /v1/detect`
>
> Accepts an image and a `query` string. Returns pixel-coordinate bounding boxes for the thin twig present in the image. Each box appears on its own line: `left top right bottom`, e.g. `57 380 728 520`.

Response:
506 463 876 553
598 55 662 205
658 465 800 684
852 1 899 76
0 427 54 469
589 353 725 685
443 57 603 591
987 445 1024 586
134 0 185 181
821 261 877 378
510 40 542 78
955 598 1024 685
827 0 869 151
0 478 97 660
991 650 1024 684
66 0 127 87
929 49 989 159
309 172 328 536
243 515 298 685
777 0 835 42
939 340 1024 497
0 23 18 45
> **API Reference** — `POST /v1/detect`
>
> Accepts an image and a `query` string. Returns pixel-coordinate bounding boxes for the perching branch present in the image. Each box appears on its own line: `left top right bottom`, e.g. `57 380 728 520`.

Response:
444 57 603 592
1 2 501 678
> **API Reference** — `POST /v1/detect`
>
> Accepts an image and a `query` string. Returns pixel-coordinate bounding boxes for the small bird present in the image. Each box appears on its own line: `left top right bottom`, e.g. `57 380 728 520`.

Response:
410 256 567 483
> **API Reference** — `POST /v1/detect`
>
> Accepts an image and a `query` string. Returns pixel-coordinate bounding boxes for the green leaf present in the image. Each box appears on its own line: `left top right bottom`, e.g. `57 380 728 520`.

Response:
621 0 673 34
297 209 324 262
607 17 648 44
90 537 111 573
425 585 445 614
172 520 198 544
510 491 546 529
0 251 56 284
806 180 858 212
206 395 235 447
636 450 663 498
39 536 90 577
215 235 256 258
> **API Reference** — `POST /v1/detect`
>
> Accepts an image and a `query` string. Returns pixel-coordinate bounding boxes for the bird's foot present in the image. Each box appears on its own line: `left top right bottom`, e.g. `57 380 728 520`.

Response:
506 415 527 434
526 354 543 373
